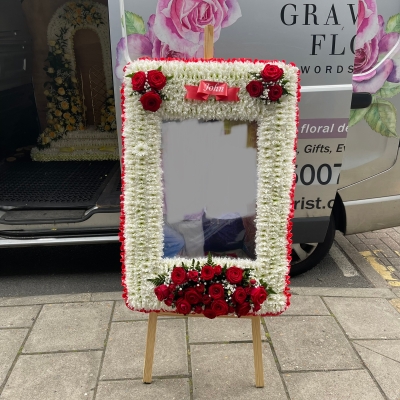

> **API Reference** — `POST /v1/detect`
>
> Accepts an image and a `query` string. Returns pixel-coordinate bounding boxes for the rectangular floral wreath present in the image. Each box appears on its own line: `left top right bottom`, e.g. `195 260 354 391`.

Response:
120 58 300 318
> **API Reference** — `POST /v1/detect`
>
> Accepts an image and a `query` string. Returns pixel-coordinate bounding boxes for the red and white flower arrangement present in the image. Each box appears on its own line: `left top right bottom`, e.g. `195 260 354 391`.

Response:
149 254 276 318
120 59 300 316
127 67 169 112
246 63 290 104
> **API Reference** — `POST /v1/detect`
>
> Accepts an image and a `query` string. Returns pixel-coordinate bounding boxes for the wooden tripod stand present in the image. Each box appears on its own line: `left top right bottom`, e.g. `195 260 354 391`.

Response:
142 25 264 388
143 312 264 387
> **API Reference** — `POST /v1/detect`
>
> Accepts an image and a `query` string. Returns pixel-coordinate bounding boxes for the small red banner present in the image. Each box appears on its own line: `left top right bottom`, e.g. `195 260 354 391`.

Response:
185 80 240 102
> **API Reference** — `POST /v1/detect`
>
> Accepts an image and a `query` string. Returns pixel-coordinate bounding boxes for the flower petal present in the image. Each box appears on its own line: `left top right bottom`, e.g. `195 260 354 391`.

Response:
379 32 400 54
114 34 152 80
221 0 242 28
357 0 379 48
388 48 400 83
353 58 394 93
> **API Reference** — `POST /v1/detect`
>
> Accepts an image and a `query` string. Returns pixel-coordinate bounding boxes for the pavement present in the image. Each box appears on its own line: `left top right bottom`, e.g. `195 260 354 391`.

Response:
1 232 400 399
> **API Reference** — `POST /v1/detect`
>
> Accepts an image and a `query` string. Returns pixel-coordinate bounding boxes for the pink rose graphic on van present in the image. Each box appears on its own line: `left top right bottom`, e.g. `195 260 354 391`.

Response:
153 0 242 56
115 0 242 81
115 14 204 80
351 0 400 137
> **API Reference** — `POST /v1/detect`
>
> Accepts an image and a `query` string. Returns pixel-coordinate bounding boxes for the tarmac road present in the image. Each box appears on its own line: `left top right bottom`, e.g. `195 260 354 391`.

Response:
0 236 373 298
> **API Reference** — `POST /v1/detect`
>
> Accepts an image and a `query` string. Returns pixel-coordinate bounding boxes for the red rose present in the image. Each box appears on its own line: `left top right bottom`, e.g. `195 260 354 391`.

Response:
232 287 247 304
201 265 215 281
261 64 284 82
211 299 229 316
253 302 261 312
202 294 212 305
245 286 255 296
164 298 173 307
195 283 205 294
194 305 203 314
176 298 191 315
228 305 235 314
154 284 170 301
208 283 225 300
251 287 268 305
250 278 257 285
203 307 217 319
188 270 199 282
169 284 176 291
236 302 251 317
131 71 146 91
185 288 202 305
268 85 283 102
140 91 162 112
246 80 264 98
171 266 187 285
214 265 222 275
225 266 243 284
147 70 167 90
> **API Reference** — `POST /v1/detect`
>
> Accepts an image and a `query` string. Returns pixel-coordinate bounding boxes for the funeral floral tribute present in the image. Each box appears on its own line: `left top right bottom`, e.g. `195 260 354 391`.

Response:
149 254 278 319
39 1 112 149
120 58 300 317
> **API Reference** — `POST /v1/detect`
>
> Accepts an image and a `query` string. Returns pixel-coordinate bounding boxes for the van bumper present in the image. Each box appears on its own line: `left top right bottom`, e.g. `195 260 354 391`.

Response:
343 195 400 235
0 216 331 247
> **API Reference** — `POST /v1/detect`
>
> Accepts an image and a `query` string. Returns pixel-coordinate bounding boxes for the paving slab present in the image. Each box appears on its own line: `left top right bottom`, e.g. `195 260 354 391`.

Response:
23 302 113 352
390 298 400 313
283 370 384 400
324 297 400 339
91 292 122 301
265 316 361 371
0 305 41 328
100 319 188 380
283 295 330 316
297 287 395 298
112 300 148 321
0 293 91 306
335 233 389 288
188 317 258 343
354 340 400 400
0 329 28 387
0 351 101 400
96 379 190 400
191 342 287 400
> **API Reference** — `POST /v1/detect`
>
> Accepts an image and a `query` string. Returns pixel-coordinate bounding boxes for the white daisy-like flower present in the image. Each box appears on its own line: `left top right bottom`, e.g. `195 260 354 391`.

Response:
132 143 149 158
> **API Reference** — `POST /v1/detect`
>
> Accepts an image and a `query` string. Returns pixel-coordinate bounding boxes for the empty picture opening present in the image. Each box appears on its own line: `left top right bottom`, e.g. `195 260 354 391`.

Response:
162 119 258 260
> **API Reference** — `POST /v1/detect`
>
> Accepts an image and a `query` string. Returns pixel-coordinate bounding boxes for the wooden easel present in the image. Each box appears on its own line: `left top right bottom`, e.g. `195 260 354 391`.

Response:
142 25 265 388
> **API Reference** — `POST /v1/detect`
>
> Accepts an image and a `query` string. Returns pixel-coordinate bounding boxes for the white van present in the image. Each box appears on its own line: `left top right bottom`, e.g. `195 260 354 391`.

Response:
0 0 399 276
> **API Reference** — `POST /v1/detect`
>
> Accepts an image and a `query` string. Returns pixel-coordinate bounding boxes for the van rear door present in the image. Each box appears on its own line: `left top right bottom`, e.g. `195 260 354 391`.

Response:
108 0 358 243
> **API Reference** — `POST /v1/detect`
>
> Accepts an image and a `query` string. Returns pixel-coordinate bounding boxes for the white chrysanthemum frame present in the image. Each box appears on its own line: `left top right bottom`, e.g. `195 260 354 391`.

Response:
121 58 300 316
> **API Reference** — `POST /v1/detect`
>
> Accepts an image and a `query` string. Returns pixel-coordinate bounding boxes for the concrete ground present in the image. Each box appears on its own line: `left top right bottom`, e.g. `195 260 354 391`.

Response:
0 231 400 400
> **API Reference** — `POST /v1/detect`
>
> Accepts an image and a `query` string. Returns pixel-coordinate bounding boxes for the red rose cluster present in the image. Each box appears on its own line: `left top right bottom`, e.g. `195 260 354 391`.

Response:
129 69 167 112
153 263 269 319
246 63 287 103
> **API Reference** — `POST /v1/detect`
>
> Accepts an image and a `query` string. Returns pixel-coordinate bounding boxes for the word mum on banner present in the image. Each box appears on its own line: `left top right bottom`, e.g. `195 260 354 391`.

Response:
185 80 240 101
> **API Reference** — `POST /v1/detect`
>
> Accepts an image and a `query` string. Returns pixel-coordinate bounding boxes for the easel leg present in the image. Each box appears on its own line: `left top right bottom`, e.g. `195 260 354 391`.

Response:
251 316 264 388
143 312 158 384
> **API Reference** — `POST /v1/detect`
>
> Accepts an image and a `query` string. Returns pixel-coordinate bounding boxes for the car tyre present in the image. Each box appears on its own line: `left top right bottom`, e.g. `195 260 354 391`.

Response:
289 215 336 276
